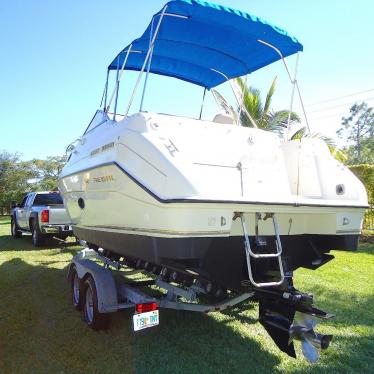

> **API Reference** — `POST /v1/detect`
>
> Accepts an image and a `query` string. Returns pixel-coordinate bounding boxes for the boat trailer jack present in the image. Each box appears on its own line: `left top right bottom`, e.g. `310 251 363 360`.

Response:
258 292 333 362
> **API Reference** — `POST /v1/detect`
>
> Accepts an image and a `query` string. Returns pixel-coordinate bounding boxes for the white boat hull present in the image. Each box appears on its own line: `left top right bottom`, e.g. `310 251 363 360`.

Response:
59 114 367 289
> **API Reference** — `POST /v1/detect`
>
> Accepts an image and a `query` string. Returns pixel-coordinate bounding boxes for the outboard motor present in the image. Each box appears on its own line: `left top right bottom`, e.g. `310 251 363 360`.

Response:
258 291 333 362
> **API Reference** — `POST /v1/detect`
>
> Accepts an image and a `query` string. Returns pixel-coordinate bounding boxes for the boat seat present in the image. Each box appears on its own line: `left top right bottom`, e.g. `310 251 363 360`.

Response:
212 113 234 124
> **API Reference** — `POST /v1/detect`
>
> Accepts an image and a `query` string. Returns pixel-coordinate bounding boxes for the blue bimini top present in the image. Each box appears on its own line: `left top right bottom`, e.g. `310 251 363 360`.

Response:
108 0 303 89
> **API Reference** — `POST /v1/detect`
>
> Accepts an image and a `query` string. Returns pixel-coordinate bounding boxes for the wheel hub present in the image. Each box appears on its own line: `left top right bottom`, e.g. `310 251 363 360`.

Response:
85 287 94 323
73 274 80 305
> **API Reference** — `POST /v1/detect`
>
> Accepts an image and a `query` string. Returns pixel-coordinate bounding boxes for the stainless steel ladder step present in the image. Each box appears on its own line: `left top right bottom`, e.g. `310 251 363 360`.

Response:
240 213 285 288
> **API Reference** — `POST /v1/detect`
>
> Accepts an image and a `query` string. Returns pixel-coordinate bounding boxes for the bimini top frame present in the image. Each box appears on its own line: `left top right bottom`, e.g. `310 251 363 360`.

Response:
103 0 309 131
108 0 303 89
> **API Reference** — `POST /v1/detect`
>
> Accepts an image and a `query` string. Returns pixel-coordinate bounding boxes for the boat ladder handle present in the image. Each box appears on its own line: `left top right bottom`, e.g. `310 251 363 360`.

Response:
240 213 285 288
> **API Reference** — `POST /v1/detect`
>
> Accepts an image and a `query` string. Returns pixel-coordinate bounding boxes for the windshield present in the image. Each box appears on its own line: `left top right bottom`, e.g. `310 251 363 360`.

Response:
33 193 63 206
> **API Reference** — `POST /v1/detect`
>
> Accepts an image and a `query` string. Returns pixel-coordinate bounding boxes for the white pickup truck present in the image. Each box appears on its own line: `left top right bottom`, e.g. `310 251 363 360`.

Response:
11 191 73 246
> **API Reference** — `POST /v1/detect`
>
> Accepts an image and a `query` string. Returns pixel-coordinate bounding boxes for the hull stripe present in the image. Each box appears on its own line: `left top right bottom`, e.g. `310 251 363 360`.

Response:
60 161 369 209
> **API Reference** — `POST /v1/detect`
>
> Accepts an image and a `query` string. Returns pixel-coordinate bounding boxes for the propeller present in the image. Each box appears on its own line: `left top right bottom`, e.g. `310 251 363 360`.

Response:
289 312 333 363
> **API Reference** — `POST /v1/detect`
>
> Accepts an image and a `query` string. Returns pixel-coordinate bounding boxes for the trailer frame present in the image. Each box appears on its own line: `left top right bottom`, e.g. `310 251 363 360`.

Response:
67 248 254 322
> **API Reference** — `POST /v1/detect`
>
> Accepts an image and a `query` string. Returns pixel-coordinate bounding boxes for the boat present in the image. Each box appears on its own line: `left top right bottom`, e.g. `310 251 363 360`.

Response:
59 0 368 361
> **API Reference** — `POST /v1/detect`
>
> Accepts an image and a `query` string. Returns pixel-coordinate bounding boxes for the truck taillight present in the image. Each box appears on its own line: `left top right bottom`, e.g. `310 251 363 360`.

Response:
41 210 49 223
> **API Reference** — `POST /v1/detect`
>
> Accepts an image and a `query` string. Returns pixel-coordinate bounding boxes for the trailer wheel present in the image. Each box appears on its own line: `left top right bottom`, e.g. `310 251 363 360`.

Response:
82 275 110 330
68 265 83 311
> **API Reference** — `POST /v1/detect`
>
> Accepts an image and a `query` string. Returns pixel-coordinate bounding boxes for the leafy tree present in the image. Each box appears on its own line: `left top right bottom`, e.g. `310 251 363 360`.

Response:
0 152 66 214
337 102 374 164
0 151 37 214
31 156 66 191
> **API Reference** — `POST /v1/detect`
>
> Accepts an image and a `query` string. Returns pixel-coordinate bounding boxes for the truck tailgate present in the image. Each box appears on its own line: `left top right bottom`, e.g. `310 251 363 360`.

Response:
48 206 71 225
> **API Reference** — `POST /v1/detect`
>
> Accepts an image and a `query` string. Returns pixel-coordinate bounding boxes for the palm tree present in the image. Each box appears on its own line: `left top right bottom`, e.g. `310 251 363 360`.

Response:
212 76 301 136
212 77 348 162
290 127 348 163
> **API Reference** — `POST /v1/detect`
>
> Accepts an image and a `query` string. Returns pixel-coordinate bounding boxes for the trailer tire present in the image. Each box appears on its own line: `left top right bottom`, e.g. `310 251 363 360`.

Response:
82 275 110 330
11 217 22 238
68 265 83 311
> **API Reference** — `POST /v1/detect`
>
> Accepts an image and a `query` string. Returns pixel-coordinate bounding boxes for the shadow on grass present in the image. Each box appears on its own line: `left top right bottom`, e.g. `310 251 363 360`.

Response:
0 257 135 373
0 233 80 256
219 299 258 325
357 241 374 255
1 258 373 373
0 257 281 374
0 258 288 373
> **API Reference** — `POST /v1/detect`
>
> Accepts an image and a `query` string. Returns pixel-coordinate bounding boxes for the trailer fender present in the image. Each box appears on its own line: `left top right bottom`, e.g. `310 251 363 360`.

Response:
69 259 118 313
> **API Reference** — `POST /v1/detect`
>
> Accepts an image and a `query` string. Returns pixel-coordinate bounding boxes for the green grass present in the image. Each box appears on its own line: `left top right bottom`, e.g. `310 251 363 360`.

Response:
0 215 373 373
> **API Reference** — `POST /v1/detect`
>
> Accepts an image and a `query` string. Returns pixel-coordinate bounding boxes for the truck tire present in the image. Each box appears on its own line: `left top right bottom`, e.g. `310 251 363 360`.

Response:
31 220 45 247
11 217 22 238
82 275 110 330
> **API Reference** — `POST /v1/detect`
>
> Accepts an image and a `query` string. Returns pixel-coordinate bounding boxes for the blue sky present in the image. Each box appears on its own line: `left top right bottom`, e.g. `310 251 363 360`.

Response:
1 0 373 160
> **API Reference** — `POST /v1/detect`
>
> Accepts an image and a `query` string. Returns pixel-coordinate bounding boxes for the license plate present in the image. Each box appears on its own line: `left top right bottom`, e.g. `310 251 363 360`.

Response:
133 310 159 331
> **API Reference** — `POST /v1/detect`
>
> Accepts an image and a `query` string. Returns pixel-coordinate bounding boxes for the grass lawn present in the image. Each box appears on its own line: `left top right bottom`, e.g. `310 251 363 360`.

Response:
0 215 373 373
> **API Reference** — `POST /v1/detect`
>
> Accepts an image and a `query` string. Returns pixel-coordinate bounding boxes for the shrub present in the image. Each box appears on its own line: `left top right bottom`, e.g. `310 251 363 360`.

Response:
350 164 374 231
349 164 374 203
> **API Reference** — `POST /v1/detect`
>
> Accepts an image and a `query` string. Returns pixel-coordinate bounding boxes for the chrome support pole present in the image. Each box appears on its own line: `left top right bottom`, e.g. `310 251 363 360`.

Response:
211 90 223 111
237 162 244 196
113 56 120 121
238 74 247 123
199 88 206 120
105 45 133 117
125 5 168 117
210 68 258 128
287 53 299 137
101 70 109 110
139 17 155 112
257 39 311 135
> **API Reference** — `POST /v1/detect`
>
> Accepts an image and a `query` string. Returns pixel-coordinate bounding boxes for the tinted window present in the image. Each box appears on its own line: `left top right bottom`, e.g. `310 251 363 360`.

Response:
33 193 63 206
25 194 34 207
19 195 29 208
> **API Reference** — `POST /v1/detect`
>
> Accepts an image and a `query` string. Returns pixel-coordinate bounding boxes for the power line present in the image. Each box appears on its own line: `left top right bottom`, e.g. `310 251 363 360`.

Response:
307 96 374 114
309 113 346 121
306 88 374 107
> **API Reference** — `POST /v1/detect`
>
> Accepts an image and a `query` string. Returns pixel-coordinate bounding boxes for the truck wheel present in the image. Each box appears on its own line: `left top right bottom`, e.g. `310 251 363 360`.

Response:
68 265 83 311
11 217 22 238
82 275 110 330
31 220 45 247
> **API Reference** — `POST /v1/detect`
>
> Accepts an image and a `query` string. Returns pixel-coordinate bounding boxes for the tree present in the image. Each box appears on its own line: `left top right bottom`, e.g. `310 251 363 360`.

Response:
337 102 374 164
212 77 301 135
0 151 37 214
212 77 348 163
290 127 348 164
31 156 66 191
0 152 66 214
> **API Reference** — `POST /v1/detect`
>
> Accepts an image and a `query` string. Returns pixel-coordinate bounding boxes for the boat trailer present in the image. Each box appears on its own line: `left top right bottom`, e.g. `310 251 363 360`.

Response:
68 247 333 363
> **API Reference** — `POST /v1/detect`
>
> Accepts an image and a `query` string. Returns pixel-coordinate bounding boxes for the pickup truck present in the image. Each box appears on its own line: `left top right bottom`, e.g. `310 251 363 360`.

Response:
11 191 73 247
